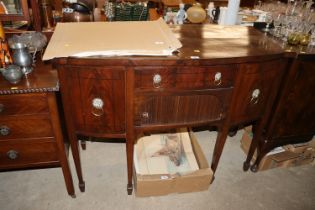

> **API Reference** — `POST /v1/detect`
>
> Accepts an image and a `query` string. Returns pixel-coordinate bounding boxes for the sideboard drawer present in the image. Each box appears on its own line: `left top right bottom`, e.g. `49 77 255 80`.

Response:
0 139 58 168
134 65 235 90
0 93 49 116
135 67 175 90
176 65 236 89
0 116 53 140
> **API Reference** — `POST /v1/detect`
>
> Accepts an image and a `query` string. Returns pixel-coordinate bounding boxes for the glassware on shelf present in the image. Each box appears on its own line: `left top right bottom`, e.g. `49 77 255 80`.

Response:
256 0 314 47
262 12 273 32
272 13 283 37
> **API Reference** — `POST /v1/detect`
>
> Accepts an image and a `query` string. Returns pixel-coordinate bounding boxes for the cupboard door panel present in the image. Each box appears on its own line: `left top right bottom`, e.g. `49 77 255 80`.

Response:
231 60 285 124
66 67 126 134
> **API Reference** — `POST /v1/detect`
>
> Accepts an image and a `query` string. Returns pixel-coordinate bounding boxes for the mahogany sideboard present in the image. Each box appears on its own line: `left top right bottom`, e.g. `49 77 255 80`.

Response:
54 25 288 194
0 61 75 197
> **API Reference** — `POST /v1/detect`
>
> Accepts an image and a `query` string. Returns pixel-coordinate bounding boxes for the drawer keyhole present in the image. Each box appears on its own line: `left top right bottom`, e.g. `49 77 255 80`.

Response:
142 112 149 119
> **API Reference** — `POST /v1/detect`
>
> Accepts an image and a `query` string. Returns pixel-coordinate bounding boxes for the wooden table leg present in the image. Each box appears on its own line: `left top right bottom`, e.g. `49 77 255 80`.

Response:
243 120 265 172
211 126 229 175
48 93 76 197
126 132 134 195
69 135 85 192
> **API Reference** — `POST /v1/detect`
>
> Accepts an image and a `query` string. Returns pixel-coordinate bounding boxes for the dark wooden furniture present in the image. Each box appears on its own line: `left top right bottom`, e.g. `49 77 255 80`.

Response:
54 24 287 194
244 46 315 172
0 61 75 197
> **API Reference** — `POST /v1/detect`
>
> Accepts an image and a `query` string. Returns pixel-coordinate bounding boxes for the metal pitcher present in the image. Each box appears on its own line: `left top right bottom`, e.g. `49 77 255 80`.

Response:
10 42 33 75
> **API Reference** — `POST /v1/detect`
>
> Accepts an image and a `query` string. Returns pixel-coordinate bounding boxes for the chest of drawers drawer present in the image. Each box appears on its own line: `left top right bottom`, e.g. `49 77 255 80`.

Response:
0 139 58 169
0 115 54 140
134 65 236 91
0 93 49 116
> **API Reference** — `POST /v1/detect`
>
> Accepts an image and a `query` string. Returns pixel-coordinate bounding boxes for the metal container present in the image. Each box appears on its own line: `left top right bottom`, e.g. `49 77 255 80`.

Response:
10 42 33 75
0 65 23 84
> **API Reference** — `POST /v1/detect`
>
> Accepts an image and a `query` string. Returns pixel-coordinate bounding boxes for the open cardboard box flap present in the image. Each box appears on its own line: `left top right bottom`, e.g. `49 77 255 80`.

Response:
43 18 182 60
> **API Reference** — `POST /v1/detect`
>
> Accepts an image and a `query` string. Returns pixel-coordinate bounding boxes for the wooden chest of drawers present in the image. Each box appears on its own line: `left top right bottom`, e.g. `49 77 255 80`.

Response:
0 62 75 197
0 93 58 168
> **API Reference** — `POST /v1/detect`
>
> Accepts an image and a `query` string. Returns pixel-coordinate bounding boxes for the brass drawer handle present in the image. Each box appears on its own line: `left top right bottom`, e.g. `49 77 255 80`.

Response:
0 103 4 113
0 125 10 136
214 72 222 86
250 89 260 104
7 150 19 160
91 98 104 117
153 74 162 88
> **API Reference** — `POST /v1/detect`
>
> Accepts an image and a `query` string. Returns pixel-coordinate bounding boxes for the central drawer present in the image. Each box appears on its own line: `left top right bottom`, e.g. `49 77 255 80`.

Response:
134 65 236 91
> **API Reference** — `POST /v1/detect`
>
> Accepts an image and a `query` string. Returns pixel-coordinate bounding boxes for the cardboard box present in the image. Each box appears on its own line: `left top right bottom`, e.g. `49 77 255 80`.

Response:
134 131 213 197
284 138 315 155
241 131 315 171
43 18 182 60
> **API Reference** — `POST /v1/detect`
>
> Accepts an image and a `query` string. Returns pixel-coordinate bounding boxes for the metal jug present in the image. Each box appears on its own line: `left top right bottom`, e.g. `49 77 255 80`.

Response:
10 42 33 75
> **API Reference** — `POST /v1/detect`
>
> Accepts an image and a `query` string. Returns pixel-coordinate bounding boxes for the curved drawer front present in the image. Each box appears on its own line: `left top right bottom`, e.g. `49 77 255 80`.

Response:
0 139 58 168
0 93 49 116
134 65 236 90
0 116 53 140
134 90 232 126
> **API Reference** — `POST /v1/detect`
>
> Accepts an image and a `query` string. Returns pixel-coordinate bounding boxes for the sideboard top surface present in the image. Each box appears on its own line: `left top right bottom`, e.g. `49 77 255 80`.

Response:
55 24 289 66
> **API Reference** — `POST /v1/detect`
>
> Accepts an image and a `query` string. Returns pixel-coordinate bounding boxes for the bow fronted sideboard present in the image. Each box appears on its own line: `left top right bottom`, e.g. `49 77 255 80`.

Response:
54 25 289 194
